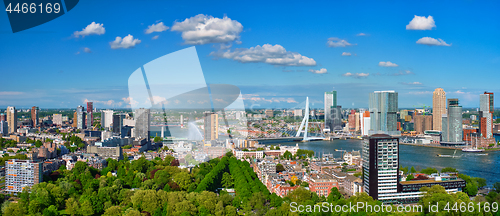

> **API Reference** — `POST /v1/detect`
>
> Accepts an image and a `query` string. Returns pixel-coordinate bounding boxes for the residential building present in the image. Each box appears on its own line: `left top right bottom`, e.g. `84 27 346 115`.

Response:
362 134 399 201
265 109 274 118
6 106 17 133
432 88 446 131
442 99 463 143
76 106 86 129
86 102 93 128
5 159 43 194
204 111 218 141
0 113 5 121
101 110 114 130
308 173 339 197
414 114 433 135
361 111 370 136
134 109 150 140
31 106 39 127
368 91 399 135
86 145 123 160
53 114 63 126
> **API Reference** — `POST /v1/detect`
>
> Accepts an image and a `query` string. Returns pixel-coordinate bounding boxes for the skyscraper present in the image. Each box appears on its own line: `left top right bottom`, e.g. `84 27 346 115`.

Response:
204 111 219 141
101 110 114 130
31 106 39 127
135 108 151 140
112 113 125 134
362 134 399 200
87 102 93 128
76 106 86 129
442 99 462 143
414 114 433 134
6 106 17 134
324 90 337 130
0 120 8 135
432 88 446 131
479 92 494 139
368 91 399 135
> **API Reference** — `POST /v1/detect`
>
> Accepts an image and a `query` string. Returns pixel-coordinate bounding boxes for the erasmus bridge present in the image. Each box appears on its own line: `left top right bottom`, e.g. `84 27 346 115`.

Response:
295 97 325 142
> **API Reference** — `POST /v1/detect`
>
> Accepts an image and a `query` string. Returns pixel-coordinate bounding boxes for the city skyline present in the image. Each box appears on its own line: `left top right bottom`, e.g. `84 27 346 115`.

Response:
1 1 499 109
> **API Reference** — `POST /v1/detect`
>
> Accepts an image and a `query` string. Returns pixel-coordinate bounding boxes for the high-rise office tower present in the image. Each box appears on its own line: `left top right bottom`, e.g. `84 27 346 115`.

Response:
6 106 17 134
442 99 462 142
112 113 125 134
479 92 494 139
432 88 446 131
204 111 219 141
73 112 77 128
76 106 86 129
0 120 8 135
324 90 337 130
135 108 150 140
86 102 93 128
362 134 399 200
0 113 6 122
369 91 399 135
101 110 114 130
31 106 39 127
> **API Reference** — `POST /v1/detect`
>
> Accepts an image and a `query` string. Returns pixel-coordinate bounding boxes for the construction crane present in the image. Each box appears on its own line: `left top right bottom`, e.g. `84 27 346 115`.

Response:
413 104 431 115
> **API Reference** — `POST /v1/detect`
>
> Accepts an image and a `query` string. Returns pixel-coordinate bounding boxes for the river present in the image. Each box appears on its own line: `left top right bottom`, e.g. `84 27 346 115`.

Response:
280 140 500 186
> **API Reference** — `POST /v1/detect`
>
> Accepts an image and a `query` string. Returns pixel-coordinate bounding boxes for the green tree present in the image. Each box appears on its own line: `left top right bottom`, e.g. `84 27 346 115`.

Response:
153 136 163 143
410 166 417 173
173 172 192 191
441 167 458 173
406 174 414 181
283 150 292 159
327 187 344 202
221 172 233 188
276 164 285 173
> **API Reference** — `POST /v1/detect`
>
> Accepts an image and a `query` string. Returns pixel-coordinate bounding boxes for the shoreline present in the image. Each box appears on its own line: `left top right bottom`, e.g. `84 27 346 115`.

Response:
400 142 500 152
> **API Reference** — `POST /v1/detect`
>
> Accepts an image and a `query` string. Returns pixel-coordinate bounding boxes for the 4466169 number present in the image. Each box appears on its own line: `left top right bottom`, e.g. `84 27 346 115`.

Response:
5 2 61 14
443 202 498 213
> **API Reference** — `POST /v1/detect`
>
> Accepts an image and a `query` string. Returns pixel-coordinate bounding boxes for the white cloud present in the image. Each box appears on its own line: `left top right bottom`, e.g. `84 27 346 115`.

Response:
83 47 91 53
110 34 141 49
0 91 23 96
327 37 353 47
152 35 159 40
357 33 367 36
242 94 298 103
308 68 327 74
416 37 451 46
406 15 436 30
408 91 432 95
171 14 243 45
454 90 465 94
342 72 369 78
392 70 414 76
73 22 105 38
145 22 169 34
210 44 316 66
379 61 398 67
400 81 422 85
342 52 352 56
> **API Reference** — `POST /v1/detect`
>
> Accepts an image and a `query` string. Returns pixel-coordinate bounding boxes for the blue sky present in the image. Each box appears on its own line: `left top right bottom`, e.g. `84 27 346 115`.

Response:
0 0 499 109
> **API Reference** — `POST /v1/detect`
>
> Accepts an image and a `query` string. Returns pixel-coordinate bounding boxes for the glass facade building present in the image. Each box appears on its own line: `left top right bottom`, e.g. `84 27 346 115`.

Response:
369 91 399 135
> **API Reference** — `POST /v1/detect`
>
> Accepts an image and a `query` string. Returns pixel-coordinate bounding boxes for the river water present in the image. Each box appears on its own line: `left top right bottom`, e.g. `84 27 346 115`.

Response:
280 140 500 186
